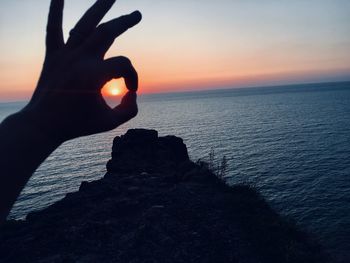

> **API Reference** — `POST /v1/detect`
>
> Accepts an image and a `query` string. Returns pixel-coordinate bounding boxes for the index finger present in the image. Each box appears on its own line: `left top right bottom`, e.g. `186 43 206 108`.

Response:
66 0 116 48
83 11 142 57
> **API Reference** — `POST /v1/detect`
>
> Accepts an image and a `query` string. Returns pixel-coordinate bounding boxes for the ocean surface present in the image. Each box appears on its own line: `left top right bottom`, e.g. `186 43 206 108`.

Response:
1 82 349 261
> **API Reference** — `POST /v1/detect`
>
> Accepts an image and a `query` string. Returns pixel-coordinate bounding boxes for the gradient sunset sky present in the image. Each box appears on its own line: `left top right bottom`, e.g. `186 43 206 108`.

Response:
0 0 350 101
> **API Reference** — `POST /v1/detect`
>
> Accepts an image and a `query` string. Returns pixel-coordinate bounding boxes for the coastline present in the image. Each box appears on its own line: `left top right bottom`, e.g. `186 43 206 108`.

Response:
0 129 328 262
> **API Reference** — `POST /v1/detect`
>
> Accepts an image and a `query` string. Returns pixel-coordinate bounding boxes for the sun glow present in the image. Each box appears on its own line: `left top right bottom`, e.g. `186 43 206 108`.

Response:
110 86 121 96
101 78 126 97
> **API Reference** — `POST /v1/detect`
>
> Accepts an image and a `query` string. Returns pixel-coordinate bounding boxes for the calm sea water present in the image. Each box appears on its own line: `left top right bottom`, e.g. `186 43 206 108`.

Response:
1 82 350 261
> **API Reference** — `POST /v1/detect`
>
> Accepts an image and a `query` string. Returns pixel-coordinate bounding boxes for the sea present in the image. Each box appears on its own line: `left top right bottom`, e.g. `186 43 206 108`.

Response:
1 81 349 262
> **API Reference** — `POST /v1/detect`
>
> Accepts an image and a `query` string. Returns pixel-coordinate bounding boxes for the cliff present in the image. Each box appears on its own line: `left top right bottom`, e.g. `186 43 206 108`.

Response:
0 129 327 263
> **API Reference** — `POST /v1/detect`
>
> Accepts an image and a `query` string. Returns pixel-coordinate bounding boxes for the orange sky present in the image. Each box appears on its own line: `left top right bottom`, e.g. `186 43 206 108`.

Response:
1 0 350 101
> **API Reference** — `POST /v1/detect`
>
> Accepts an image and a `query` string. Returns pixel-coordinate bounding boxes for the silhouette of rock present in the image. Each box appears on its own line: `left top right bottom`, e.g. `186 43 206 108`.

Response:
107 129 189 174
0 129 328 263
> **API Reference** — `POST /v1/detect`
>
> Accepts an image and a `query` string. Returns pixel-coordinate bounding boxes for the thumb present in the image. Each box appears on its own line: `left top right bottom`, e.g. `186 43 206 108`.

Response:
108 91 138 128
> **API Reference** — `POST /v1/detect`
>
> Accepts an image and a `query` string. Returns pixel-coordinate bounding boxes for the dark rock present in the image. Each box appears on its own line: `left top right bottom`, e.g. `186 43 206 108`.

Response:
158 135 189 162
0 129 328 263
79 181 90 191
107 129 189 174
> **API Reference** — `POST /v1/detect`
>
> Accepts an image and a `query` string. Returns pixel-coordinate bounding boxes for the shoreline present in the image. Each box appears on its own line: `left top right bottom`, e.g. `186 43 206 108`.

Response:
0 129 328 262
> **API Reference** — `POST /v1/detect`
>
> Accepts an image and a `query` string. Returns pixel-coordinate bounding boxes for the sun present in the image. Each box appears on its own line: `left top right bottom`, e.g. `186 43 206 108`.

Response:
110 86 121 96
101 78 125 97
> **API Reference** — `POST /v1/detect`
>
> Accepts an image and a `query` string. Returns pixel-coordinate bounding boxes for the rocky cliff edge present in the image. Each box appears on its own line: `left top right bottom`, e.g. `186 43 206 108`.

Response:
0 129 327 263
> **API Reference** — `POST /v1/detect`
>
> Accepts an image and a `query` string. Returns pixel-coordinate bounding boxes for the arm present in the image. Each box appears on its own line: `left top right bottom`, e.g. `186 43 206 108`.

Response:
0 112 61 222
0 0 142 223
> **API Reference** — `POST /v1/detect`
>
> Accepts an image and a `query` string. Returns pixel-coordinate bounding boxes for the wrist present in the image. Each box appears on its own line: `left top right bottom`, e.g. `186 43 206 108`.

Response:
2 111 63 150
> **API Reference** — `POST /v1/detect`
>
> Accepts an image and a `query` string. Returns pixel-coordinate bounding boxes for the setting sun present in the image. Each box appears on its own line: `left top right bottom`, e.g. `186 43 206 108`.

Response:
110 86 121 96
101 78 126 97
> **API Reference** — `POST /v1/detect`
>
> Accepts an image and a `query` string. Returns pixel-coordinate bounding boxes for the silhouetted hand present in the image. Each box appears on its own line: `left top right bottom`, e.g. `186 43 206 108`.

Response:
24 0 142 143
0 0 143 223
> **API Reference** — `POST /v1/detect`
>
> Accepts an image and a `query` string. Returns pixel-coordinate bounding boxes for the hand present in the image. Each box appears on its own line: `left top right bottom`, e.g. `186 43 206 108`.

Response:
0 0 143 223
23 0 142 143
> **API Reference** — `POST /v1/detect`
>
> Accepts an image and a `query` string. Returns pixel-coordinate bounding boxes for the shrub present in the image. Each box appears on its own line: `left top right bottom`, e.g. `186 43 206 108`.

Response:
205 148 228 181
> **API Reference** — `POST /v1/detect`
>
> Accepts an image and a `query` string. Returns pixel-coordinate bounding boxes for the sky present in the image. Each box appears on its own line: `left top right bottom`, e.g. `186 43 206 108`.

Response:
0 0 350 101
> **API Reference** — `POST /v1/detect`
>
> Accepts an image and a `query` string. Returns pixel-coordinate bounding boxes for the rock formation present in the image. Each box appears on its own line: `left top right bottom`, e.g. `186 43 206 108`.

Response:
0 129 327 263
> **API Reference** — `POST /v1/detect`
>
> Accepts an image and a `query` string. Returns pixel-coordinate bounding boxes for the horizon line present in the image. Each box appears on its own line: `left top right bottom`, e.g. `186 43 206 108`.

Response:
1 79 350 104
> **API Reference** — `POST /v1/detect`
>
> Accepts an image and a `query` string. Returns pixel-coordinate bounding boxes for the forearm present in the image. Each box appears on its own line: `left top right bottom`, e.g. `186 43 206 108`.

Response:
0 111 61 223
